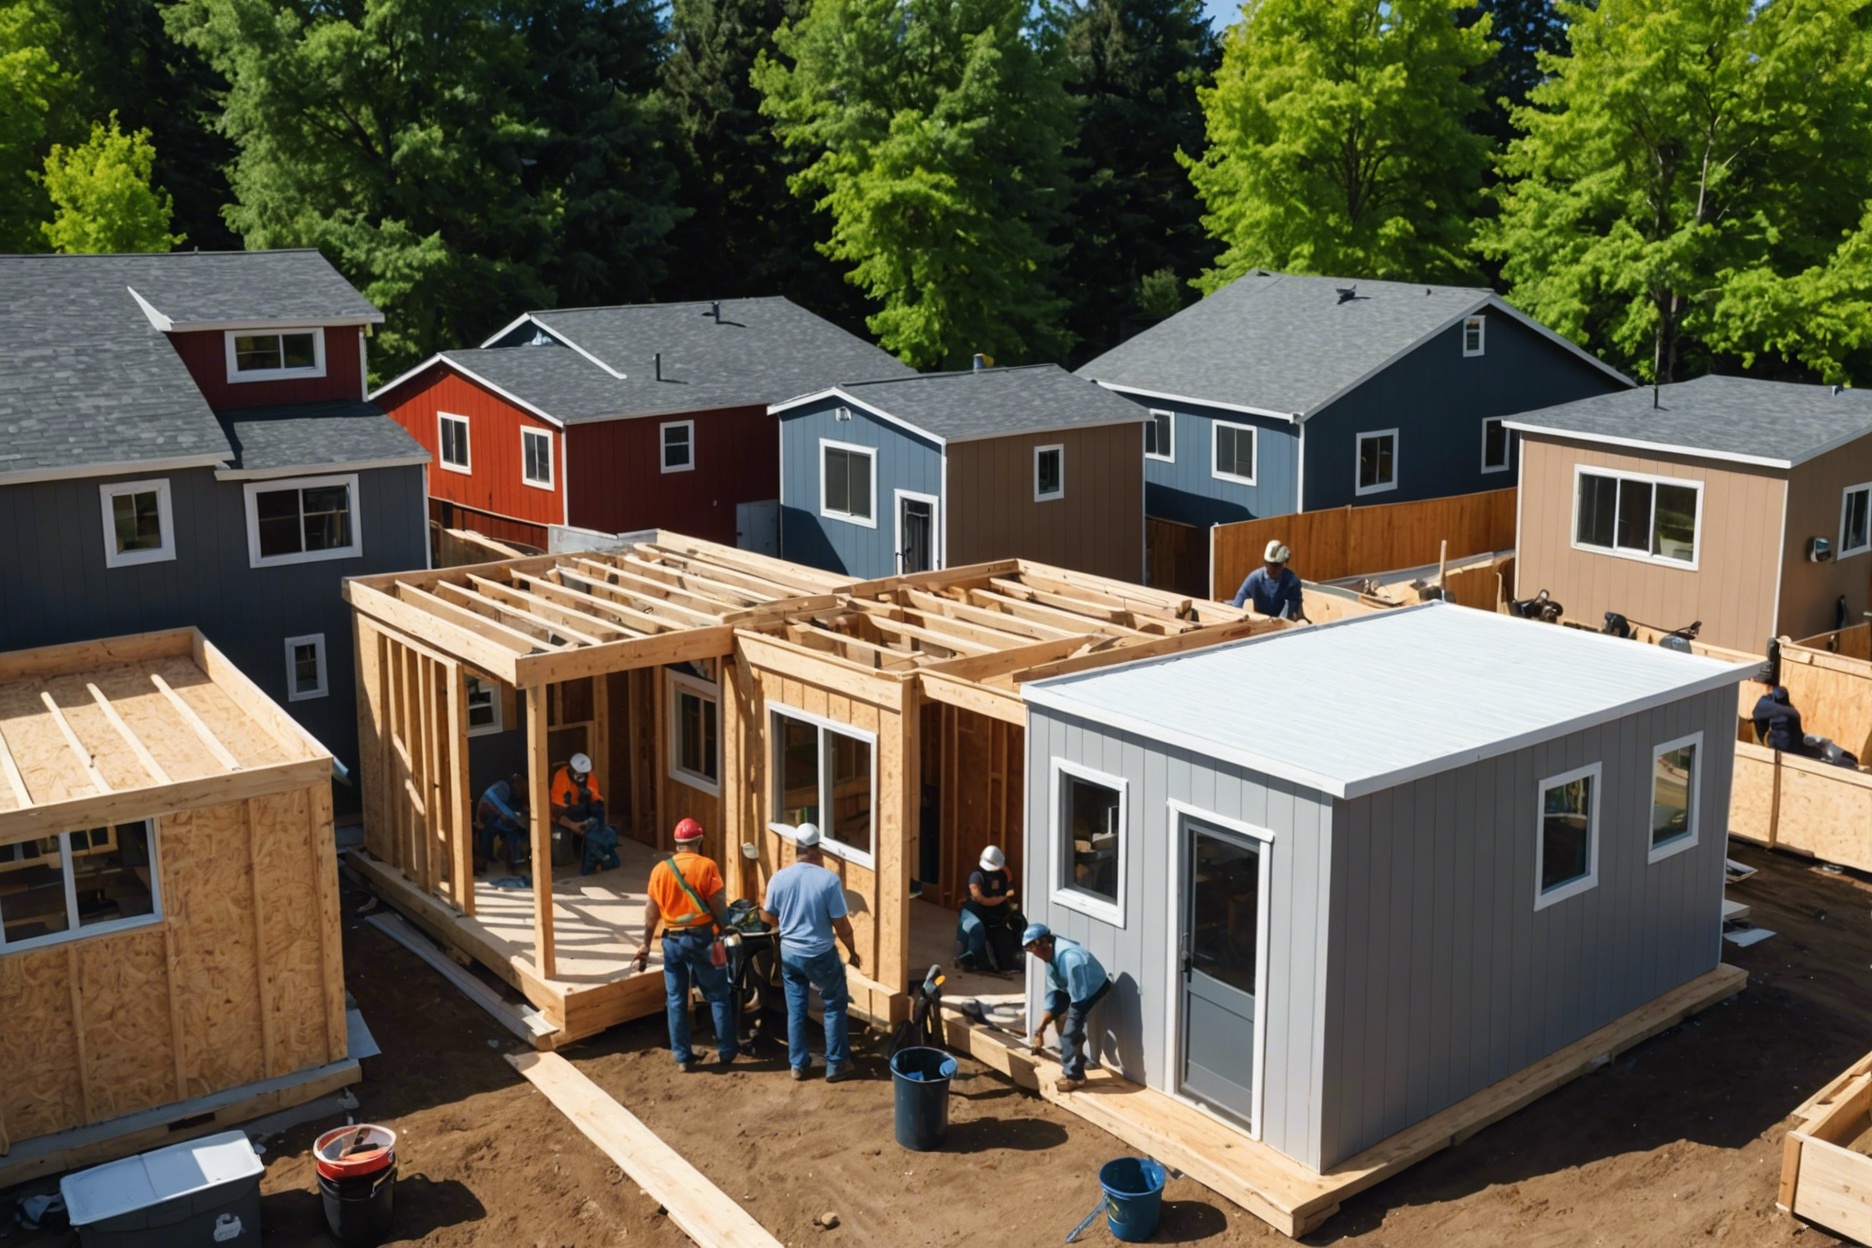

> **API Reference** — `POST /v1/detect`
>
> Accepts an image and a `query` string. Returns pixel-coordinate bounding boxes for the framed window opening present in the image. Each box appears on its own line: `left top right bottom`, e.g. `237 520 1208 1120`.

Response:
437 412 471 475
768 704 876 867
1841 483 1872 559
0 820 160 953
661 420 695 474
1535 762 1600 909
521 427 554 490
1463 315 1486 358
224 327 325 383
1355 429 1398 496
284 633 328 701
1049 758 1127 927
243 473 362 568
98 478 176 568
1481 417 1511 474
1212 420 1257 486
1648 732 1701 863
668 670 721 795
1571 466 1701 569
1035 444 1065 501
820 439 877 527
1145 410 1175 463
466 673 503 736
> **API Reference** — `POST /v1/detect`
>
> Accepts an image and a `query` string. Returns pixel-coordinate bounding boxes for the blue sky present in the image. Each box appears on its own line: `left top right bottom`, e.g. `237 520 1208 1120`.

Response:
1204 0 1238 34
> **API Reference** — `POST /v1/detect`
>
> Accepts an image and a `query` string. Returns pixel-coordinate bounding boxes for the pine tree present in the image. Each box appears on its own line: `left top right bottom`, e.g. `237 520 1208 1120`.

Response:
41 113 183 253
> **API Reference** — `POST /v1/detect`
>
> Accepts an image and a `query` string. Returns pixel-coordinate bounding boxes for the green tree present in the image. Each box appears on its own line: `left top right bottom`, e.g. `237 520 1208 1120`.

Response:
1461 0 1564 147
756 0 1075 368
1481 0 1872 383
1184 0 1495 292
41 113 182 252
0 0 69 250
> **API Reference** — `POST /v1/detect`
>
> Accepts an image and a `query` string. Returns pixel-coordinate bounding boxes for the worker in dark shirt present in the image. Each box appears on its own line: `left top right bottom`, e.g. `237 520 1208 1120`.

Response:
955 845 1022 973
1231 540 1308 621
1752 670 1808 753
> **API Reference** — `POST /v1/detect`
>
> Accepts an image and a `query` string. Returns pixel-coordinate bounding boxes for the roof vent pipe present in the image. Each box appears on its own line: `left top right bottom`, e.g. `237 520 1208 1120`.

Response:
1652 384 1659 409
1835 384 1844 395
655 352 661 381
711 300 721 322
972 353 987 372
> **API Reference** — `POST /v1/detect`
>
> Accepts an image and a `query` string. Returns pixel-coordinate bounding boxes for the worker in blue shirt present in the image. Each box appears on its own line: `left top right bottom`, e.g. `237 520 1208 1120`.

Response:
1231 540 1307 620
1022 923 1112 1093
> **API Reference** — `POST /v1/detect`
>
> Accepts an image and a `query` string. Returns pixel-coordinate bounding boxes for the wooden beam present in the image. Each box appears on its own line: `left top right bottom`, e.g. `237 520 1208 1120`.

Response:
447 663 474 917
40 691 107 796
618 553 772 608
783 622 919 671
646 532 850 590
433 580 599 648
852 613 994 657
918 672 1026 725
527 685 556 979
843 558 1023 598
1012 618 1283 684
553 561 727 622
509 572 674 635
966 586 1147 636
0 629 192 684
149 672 242 770
922 635 1105 684
246 798 278 1078
734 632 907 711
549 565 700 631
896 589 1072 640
344 580 524 685
189 633 327 761
0 723 33 810
512 625 737 688
87 682 170 785
396 581 550 654
0 754 331 847
465 575 631 643
988 577 1137 626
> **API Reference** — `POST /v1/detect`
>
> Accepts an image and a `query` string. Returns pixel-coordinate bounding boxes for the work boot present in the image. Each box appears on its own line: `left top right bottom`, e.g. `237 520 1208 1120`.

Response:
678 1058 699 1073
791 1066 811 1081
825 1065 856 1084
1054 1076 1086 1093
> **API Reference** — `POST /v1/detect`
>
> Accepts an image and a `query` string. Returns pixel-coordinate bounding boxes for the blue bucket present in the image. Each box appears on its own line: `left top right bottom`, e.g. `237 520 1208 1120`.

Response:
1098 1157 1166 1242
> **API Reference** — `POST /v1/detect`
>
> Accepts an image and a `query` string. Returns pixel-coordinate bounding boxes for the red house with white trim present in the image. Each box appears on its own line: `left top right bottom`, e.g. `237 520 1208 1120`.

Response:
372 298 912 550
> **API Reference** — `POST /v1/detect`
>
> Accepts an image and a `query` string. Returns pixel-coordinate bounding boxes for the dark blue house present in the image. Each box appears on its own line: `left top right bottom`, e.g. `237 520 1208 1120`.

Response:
1076 273 1630 531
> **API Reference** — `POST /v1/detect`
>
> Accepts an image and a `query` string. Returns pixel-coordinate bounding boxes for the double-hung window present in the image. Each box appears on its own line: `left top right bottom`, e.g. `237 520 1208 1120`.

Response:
770 707 874 866
1050 759 1126 926
1481 417 1510 474
1463 315 1486 357
1212 421 1257 485
821 441 875 526
1535 763 1599 908
225 328 324 382
1356 430 1398 496
0 821 160 951
661 420 695 473
244 473 361 567
284 634 327 701
98 478 175 568
438 413 471 474
521 428 554 490
1035 445 1065 501
1145 410 1174 462
467 674 503 736
669 671 721 794
1841 484 1872 558
1648 734 1701 862
1573 468 1700 567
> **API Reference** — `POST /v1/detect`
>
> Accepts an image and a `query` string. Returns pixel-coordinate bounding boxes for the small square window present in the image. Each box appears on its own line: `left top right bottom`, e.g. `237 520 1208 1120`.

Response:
285 633 328 701
661 421 695 473
1145 410 1174 462
522 428 554 489
1050 760 1126 926
1649 735 1700 861
1356 430 1397 496
1463 315 1486 357
438 413 471 474
99 478 175 568
1035 444 1064 501
1482 417 1510 473
1842 484 1871 558
1212 421 1257 485
1535 764 1599 908
467 674 502 736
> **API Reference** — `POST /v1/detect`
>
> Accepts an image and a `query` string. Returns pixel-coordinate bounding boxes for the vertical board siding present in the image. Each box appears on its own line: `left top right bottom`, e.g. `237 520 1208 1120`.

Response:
567 404 776 547
1516 436 1785 653
945 424 1144 581
778 400 942 578
1779 430 1872 641
168 327 366 409
1118 396 1299 528
1303 312 1625 511
377 366 565 532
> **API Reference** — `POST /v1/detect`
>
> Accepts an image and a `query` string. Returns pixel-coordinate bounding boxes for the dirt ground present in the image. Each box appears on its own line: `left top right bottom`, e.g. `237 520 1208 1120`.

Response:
7 841 1871 1247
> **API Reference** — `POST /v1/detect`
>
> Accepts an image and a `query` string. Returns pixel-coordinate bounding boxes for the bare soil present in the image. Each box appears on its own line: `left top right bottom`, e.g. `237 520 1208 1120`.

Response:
8 842 1870 1247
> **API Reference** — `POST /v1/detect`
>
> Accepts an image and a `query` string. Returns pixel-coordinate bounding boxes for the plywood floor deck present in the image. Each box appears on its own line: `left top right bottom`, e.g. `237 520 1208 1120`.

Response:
907 896 1026 1016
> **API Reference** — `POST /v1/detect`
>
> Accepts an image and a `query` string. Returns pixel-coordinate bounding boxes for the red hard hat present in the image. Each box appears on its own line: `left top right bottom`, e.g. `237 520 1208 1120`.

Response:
673 817 705 842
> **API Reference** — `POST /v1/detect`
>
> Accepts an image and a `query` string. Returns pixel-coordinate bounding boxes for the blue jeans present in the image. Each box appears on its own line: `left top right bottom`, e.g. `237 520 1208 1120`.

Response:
780 947 850 1073
1051 980 1111 1079
663 930 735 1065
475 816 526 866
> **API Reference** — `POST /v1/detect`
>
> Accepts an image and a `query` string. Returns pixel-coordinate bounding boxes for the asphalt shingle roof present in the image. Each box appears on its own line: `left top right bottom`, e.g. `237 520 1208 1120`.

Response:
115 250 381 326
1076 272 1496 418
219 401 429 475
1504 375 1872 468
829 364 1147 441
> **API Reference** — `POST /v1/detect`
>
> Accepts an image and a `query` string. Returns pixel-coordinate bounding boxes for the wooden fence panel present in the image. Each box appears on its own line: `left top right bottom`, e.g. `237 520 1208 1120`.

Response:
1145 517 1208 599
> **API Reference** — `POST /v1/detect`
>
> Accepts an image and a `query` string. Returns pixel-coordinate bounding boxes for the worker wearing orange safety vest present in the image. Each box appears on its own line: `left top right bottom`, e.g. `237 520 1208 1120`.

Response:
632 818 736 1070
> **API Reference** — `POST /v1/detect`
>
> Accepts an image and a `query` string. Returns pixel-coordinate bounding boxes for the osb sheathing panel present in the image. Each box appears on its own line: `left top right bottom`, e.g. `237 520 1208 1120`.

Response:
0 947 84 1139
75 929 174 1121
251 788 334 1075
165 801 267 1095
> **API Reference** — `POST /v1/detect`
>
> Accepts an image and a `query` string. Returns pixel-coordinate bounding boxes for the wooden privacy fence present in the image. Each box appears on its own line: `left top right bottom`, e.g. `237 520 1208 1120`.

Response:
1210 487 1517 601
1146 516 1208 598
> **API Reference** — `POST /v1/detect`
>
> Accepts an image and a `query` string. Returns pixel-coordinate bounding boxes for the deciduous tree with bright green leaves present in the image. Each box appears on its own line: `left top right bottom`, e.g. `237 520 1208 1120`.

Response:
0 0 69 251
755 0 1075 369
1184 0 1495 292
41 113 182 252
1480 0 1872 383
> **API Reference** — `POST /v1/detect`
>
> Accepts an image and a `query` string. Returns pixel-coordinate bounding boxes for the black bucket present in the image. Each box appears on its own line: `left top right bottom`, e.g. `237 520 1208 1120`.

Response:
319 1158 397 1247
890 1046 957 1151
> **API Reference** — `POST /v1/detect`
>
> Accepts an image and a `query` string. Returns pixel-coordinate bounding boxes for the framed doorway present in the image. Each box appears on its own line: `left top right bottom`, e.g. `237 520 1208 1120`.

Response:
895 490 940 576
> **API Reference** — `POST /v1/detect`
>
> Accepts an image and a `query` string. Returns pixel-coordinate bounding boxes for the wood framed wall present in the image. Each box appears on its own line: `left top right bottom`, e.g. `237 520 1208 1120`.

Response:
919 700 1024 910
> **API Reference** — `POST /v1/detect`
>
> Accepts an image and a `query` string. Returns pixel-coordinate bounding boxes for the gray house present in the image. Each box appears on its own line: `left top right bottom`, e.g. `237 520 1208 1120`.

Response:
1019 601 1748 1170
1077 272 1630 531
0 251 429 802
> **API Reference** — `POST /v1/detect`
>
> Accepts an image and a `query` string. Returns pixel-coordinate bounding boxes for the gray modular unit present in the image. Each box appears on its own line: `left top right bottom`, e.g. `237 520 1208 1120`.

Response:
1129 399 1301 529
779 397 942 579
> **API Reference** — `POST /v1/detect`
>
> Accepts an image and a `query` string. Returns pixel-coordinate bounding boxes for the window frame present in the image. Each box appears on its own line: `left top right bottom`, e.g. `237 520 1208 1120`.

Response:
466 673 503 737
98 477 176 569
1534 761 1601 910
1481 417 1511 475
667 669 721 796
1355 429 1399 497
242 472 363 568
520 427 555 491
1647 732 1702 864
818 438 878 528
1048 757 1128 928
1211 420 1258 487
1840 482 1872 559
660 420 696 475
284 633 328 701
1034 444 1065 502
766 702 878 869
1462 315 1486 358
0 820 163 954
437 412 472 475
1569 464 1703 571
223 326 326 384
1145 409 1175 463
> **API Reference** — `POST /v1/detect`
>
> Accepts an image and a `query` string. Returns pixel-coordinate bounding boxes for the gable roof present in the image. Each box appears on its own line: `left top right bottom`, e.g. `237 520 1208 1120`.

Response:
110 249 380 329
217 401 430 480
772 364 1147 444
1023 600 1752 799
1076 271 1626 420
1502 374 1872 470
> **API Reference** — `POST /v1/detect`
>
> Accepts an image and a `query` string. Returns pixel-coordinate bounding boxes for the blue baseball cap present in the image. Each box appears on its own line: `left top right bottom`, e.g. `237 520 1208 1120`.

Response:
1021 923 1051 947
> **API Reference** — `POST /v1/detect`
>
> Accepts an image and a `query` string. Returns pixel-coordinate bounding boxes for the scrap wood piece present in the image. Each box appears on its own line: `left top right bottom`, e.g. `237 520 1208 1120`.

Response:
364 912 554 1045
506 1052 783 1248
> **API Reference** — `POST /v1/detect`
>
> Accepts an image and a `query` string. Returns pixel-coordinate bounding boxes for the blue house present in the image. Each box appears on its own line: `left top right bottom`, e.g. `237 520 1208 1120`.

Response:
775 365 1146 583
1076 273 1630 531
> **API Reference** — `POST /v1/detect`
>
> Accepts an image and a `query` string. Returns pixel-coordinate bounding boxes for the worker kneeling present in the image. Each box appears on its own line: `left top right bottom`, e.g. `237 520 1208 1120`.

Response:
1023 923 1112 1094
955 845 1022 973
632 819 736 1071
551 753 619 874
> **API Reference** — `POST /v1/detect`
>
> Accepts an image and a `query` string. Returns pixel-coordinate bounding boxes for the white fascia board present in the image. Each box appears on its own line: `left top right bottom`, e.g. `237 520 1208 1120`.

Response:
946 416 1146 446
523 313 627 379
0 452 232 486
216 454 431 481
1501 422 1794 470
1090 380 1298 424
168 315 381 331
371 354 566 430
478 311 542 348
770 386 946 446
125 285 172 331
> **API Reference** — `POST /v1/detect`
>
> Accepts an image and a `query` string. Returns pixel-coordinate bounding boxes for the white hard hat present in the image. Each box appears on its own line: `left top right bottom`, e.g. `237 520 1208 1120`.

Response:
979 845 1005 871
1264 540 1291 564
569 752 593 775
794 822 823 849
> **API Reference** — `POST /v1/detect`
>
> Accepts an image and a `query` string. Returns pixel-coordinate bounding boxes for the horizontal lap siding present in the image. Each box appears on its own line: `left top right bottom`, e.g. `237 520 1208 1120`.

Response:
1125 397 1299 528
946 424 1143 581
1516 436 1784 653
566 405 775 547
779 401 941 579
377 367 564 532
170 326 366 409
1779 432 1872 641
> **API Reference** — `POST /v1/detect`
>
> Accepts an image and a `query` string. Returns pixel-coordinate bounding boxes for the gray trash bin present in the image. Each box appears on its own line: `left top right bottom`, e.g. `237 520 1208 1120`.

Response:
61 1129 263 1248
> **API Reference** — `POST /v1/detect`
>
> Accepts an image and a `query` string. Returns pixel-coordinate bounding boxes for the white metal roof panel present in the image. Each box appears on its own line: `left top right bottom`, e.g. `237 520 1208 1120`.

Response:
1021 602 1754 798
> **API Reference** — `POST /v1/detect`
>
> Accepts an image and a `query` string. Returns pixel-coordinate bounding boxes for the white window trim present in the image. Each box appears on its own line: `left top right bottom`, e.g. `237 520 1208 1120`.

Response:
1048 757 1127 928
1647 731 1703 864
1839 482 1872 559
437 412 472 475
1568 464 1704 572
0 821 164 954
242 473 363 568
1355 428 1399 497
660 419 696 475
1481 417 1511 475
1463 315 1486 358
767 702 878 869
1534 761 1601 910
284 633 328 701
1211 420 1258 487
1146 409 1176 464
223 326 326 383
1034 444 1066 502
521 427 555 491
98 477 176 568
818 438 878 529
466 673 503 737
667 670 721 796
894 489 942 574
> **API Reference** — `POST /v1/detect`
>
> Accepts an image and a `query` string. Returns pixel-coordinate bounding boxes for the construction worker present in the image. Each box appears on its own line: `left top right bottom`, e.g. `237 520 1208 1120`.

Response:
1751 668 1810 754
1023 923 1112 1093
955 844 1021 973
1231 540 1308 621
550 753 619 874
473 772 528 873
760 824 862 1082
632 818 736 1071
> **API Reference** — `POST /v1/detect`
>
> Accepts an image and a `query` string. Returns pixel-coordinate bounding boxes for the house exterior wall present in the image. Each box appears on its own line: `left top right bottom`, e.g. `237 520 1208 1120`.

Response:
1318 685 1735 1167
1303 313 1624 511
1515 435 1786 653
945 423 1144 581
1023 706 1335 1167
566 403 775 547
1779 431 1872 642
169 326 367 409
1118 397 1300 528
778 399 943 579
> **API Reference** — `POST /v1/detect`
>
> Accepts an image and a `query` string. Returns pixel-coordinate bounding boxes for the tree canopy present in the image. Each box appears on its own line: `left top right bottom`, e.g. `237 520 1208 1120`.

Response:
41 113 182 253
0 1 68 251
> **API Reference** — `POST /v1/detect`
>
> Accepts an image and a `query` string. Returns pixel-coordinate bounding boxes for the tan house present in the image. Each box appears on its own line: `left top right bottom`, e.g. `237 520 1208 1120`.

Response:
1507 376 1872 653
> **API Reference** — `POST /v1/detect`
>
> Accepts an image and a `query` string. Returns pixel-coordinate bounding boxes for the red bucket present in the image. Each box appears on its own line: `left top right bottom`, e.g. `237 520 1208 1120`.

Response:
315 1125 397 1180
